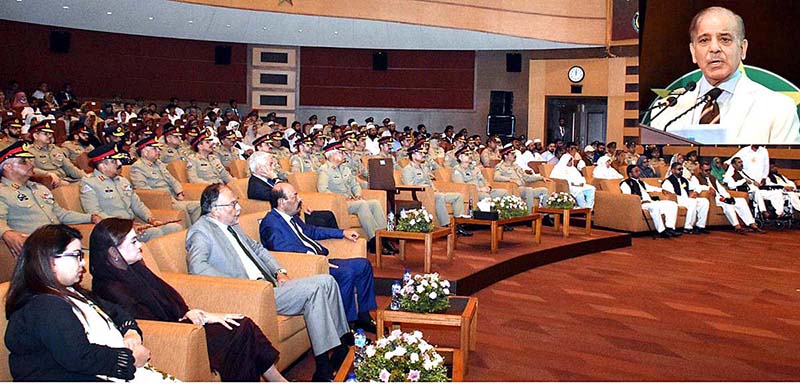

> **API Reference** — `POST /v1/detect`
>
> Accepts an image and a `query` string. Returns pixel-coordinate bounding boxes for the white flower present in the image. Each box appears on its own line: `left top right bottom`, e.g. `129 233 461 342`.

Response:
405 334 418 345
431 281 438 289
384 351 395 360
416 285 425 293
422 359 435 371
404 285 414 294
419 342 432 352
443 288 450 295
408 369 421 382
441 280 450 287
411 294 419 302
391 329 403 339
366 345 376 357
379 369 391 382
392 346 407 357
413 330 423 339
420 280 428 287
401 210 408 219
409 219 416 225
429 292 437 299
377 338 389 348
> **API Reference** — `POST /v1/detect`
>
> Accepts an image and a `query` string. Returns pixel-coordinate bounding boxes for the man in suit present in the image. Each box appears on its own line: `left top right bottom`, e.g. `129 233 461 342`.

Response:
260 182 378 333
649 6 800 144
620 164 681 239
247 150 338 228
552 117 572 143
186 183 351 381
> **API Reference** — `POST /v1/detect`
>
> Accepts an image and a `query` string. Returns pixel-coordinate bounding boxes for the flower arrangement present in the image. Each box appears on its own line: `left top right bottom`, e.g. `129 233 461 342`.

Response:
396 207 435 233
545 191 577 209
399 273 451 313
355 330 450 382
492 195 529 219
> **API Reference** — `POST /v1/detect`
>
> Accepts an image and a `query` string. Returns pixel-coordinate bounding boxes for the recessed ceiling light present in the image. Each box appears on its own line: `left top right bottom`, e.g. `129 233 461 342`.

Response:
297 29 303 33
106 11 112 15
188 20 193 24
262 26 268 30
225 24 231 28
62 5 69 9
16 0 22 3
333 31 339 35
148 16 154 20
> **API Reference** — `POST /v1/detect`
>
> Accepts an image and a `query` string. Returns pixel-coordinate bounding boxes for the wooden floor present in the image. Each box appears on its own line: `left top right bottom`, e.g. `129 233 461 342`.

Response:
284 228 800 381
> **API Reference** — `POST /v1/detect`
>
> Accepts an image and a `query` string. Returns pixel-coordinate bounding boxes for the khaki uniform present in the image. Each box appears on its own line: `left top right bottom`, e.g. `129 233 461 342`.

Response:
494 161 549 211
159 145 189 164
129 158 202 224
401 163 464 226
214 145 241 168
0 137 18 152
444 149 459 168
290 153 321 173
344 151 369 189
395 147 410 162
79 170 182 242
0 177 91 235
61 141 94 164
29 144 87 182
311 149 326 167
186 153 234 185
268 145 291 160
317 162 386 239
452 163 507 200
480 148 501 168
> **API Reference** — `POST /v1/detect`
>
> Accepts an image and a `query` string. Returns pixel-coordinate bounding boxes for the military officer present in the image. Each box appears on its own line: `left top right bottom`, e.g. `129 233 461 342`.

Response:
0 116 24 152
317 141 394 255
213 128 242 168
394 133 413 162
371 135 399 170
185 133 234 185
0 141 99 256
130 135 202 225
61 122 95 163
494 143 549 211
311 131 328 166
401 143 471 236
480 136 502 168
290 134 321 173
452 146 507 200
444 134 467 167
268 131 291 160
26 120 87 187
80 143 183 242
341 130 369 188
160 123 191 163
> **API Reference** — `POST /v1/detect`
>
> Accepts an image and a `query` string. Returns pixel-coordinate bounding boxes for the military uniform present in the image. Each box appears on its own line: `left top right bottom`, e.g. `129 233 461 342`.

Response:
29 144 87 183
344 151 369 189
0 177 91 235
61 140 94 163
401 162 465 226
79 169 183 242
0 137 16 152
186 152 234 185
129 158 202 224
480 147 501 168
317 161 386 239
395 147 410 162
268 145 291 160
494 161 548 211
160 145 188 163
443 149 459 168
214 145 241 168
452 163 507 200
290 152 321 173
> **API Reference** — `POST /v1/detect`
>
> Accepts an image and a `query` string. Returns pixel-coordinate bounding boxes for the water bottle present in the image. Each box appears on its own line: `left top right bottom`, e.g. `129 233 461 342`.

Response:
345 373 358 382
387 212 395 231
354 328 367 367
468 197 474 217
402 268 412 286
390 280 402 310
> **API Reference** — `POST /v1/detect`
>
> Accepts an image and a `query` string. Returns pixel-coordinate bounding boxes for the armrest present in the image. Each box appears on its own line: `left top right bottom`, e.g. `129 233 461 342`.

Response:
433 181 479 204
181 183 210 201
136 189 175 211
150 209 186 228
593 191 650 231
238 198 271 216
160 272 278 342
362 189 387 214
137 320 214 382
272 252 328 277
301 192 350 229
488 181 519 196
320 238 367 259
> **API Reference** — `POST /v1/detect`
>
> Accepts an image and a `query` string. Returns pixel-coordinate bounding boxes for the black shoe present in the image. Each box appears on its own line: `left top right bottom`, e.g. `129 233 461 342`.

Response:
367 238 377 254
658 231 673 238
456 225 473 237
382 238 399 253
542 216 555 226
503 224 514 231
682 228 694 235
666 228 683 237
381 247 395 255
312 354 334 382
354 318 378 334
693 227 710 234
330 343 350 369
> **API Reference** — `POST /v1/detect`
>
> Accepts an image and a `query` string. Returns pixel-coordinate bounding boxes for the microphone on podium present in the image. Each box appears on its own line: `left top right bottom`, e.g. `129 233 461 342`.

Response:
663 87 722 131
641 81 697 121
668 80 697 96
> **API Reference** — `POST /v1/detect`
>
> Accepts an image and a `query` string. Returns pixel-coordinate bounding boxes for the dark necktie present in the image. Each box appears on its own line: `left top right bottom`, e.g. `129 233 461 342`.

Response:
226 225 277 286
699 98 720 124
289 217 324 255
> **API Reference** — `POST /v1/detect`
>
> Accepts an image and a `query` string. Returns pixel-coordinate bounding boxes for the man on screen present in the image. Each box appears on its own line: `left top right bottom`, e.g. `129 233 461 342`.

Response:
649 6 800 144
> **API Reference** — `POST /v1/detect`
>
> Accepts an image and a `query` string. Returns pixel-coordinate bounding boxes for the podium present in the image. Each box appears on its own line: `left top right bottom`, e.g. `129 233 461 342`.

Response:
639 124 701 145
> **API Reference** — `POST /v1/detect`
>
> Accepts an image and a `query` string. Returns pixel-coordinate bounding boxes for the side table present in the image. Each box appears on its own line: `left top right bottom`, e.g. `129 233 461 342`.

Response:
375 227 453 273
535 206 592 237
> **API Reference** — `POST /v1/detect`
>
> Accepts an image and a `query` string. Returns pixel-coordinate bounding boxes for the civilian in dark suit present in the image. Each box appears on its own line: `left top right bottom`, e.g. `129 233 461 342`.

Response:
260 182 378 333
247 151 338 228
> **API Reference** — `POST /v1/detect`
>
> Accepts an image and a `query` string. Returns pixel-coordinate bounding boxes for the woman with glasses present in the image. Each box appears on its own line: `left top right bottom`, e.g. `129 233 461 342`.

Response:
89 218 286 382
4 224 160 381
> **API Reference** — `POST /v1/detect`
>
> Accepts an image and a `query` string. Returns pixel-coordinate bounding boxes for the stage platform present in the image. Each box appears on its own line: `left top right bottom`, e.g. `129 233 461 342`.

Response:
369 224 632 296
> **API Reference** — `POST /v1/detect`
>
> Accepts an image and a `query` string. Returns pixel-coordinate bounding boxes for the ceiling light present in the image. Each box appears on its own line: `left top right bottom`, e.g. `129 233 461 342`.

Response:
106 11 112 15
333 31 339 35
297 29 303 33
16 0 22 3
225 24 231 28
262 26 268 30
188 20 193 24
62 5 69 9
148 16 154 20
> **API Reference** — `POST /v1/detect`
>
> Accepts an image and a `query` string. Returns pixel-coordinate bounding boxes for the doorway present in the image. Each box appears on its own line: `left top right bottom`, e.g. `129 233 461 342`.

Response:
545 97 607 147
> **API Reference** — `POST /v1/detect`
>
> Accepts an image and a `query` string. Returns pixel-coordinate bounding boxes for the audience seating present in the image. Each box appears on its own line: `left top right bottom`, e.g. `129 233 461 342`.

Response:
480 168 519 196
228 159 250 179
582 165 596 186
433 168 480 204
75 152 93 173
540 163 555 178
144 218 329 371
227 178 271 216
593 179 688 232
278 157 291 174
391 170 446 226
165 161 211 200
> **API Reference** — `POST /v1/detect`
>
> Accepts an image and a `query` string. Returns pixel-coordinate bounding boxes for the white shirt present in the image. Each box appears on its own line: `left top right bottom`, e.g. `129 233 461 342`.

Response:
620 178 661 202
726 146 770 182
365 137 380 155
208 216 265 280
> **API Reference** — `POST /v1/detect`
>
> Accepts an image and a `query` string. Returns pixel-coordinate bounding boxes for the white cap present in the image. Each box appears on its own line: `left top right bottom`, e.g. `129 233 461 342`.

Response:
227 121 240 130
267 121 275 126
312 123 324 130
388 121 396 126
584 145 595 152
381 130 392 137
533 138 542 143
366 123 376 130
525 140 533 146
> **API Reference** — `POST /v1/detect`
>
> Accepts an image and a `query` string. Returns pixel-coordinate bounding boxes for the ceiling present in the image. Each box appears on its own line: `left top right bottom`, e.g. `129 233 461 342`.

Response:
1 0 596 50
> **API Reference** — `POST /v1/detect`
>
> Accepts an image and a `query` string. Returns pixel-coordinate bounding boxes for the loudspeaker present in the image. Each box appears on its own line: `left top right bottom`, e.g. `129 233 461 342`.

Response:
487 115 515 137
373 51 388 71
506 53 522 72
489 91 513 116
49 31 71 54
215 45 232 65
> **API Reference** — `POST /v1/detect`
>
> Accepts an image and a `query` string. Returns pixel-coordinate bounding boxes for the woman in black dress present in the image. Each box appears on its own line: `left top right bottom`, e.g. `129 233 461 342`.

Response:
4 225 154 381
88 218 286 382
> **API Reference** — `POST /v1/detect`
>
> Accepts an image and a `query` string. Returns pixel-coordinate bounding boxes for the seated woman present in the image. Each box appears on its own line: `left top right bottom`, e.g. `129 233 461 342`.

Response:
636 156 659 179
593 155 624 180
4 224 157 382
550 154 596 209
88 218 286 382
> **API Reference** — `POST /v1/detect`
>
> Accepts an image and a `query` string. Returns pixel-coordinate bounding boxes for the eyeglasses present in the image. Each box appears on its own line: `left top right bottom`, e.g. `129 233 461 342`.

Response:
54 249 85 261
214 199 239 208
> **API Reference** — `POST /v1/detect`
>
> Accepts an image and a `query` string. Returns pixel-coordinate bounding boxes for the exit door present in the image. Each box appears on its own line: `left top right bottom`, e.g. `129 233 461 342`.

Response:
545 97 607 147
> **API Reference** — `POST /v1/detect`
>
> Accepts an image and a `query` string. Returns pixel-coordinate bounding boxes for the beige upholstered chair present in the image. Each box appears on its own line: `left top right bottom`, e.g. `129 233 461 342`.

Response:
227 178 271 216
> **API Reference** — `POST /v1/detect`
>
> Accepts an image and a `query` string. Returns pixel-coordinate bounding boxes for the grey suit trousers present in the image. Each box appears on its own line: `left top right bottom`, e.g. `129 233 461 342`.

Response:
274 274 350 356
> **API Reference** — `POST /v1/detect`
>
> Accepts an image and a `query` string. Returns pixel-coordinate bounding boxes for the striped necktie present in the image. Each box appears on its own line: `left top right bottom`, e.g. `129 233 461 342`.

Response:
289 217 324 255
699 99 720 124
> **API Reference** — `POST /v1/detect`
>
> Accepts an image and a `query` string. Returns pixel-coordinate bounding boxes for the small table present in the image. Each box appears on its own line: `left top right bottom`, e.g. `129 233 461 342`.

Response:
535 207 592 237
375 227 453 273
451 213 542 254
333 346 463 382
376 296 477 381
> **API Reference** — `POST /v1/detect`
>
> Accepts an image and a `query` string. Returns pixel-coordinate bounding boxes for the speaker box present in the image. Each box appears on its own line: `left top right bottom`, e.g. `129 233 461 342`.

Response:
487 115 515 137
373 51 388 71
506 53 522 72
49 31 71 54
215 45 232 65
489 91 514 116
